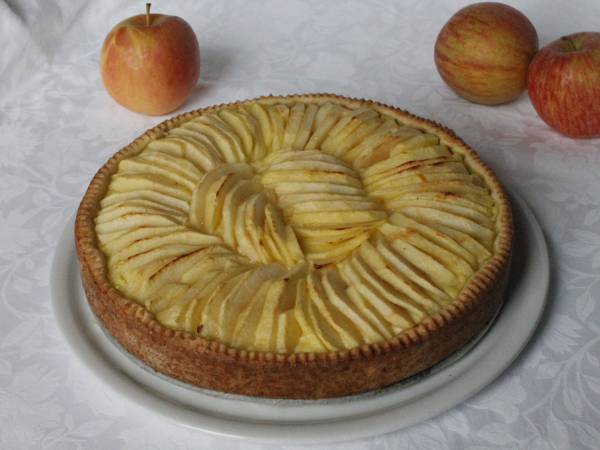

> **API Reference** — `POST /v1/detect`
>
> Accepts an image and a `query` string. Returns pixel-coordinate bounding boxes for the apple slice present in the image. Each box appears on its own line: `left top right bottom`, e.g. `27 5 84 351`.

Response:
321 108 380 156
119 158 197 191
358 240 440 315
367 165 471 192
268 159 358 177
100 225 182 253
305 102 342 149
293 278 328 352
305 232 370 265
181 266 252 332
291 210 386 228
400 206 495 247
201 268 255 341
230 280 270 348
110 172 192 202
339 260 409 332
217 109 256 158
221 177 262 248
294 226 369 241
397 192 493 214
275 309 302 353
244 103 273 150
261 228 287 265
145 248 232 293
344 119 399 160
276 192 367 210
282 102 306 149
424 222 493 262
145 283 189 315
109 230 222 266
288 199 381 214
271 182 365 197
380 222 473 287
244 193 271 263
353 126 424 169
135 151 204 180
234 193 266 263
375 235 456 299
371 181 492 205
363 145 450 179
390 133 440 152
188 163 254 231
326 107 379 137
307 272 361 349
95 211 181 235
264 148 345 165
158 135 225 172
363 155 463 187
221 264 288 343
389 198 494 229
267 104 290 153
201 114 248 160
100 197 185 218
368 172 480 194
264 203 303 266
388 213 478 268
344 285 395 338
292 103 318 150
323 117 383 158
253 278 286 351
187 115 246 163
304 274 347 350
344 252 427 324
273 269 305 352
262 170 362 188
179 251 248 284
321 269 383 344
96 202 186 225
100 189 190 216
172 123 226 162
116 243 208 274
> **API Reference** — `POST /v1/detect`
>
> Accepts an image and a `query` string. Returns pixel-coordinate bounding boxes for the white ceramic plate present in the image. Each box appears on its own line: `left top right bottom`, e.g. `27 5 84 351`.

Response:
51 190 548 444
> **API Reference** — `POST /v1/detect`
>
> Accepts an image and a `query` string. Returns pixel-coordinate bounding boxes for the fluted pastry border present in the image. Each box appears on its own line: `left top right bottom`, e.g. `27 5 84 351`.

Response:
75 93 513 399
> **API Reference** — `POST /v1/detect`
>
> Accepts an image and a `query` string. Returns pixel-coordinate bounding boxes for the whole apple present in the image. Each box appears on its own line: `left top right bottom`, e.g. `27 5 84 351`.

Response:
434 2 538 105
528 32 600 138
100 4 200 116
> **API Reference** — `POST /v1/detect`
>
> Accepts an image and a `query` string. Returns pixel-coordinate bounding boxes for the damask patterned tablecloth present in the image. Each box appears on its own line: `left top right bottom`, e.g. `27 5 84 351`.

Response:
1 0 599 448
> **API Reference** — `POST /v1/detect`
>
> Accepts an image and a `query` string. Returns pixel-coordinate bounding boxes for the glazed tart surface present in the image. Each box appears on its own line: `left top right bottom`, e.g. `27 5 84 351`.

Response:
76 94 512 398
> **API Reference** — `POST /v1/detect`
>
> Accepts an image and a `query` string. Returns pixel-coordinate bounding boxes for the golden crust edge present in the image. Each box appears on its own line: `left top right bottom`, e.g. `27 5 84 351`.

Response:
75 93 513 398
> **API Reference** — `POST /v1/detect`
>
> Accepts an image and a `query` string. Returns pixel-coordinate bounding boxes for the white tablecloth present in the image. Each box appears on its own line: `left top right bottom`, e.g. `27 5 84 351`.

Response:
1 0 599 448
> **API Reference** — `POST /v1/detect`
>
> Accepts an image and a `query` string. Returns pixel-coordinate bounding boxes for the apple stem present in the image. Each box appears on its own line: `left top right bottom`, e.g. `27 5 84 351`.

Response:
561 36 577 51
146 3 151 26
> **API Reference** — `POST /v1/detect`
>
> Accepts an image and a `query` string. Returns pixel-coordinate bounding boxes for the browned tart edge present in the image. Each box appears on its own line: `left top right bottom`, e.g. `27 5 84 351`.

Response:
75 93 513 399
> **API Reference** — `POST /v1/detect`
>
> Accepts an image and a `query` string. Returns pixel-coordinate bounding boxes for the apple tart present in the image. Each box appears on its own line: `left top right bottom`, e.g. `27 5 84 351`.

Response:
76 94 512 398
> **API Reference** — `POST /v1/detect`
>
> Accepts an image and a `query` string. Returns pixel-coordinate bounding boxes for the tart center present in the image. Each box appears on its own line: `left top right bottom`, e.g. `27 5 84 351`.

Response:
187 161 304 267
187 150 387 267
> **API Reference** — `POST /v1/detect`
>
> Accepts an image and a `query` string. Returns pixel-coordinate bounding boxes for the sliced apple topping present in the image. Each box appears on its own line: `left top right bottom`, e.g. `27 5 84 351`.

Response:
186 163 303 267
95 98 501 354
260 149 386 265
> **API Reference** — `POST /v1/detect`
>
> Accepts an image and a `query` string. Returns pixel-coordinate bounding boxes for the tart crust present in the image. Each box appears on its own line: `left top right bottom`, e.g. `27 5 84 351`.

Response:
75 93 513 399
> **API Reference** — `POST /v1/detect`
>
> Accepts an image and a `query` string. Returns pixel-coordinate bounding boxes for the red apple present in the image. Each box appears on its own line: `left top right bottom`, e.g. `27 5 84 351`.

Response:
434 2 538 105
100 4 200 116
527 32 600 138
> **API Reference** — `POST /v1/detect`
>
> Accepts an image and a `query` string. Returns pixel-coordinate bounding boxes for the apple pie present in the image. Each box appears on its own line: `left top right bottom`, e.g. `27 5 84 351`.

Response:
76 94 512 398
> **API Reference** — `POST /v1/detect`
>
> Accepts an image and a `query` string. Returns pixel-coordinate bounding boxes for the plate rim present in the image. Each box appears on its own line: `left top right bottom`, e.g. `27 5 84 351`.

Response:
51 189 549 444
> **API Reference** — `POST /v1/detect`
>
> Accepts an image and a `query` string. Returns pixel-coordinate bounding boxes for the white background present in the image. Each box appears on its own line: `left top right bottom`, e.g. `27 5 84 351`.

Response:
1 0 600 448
